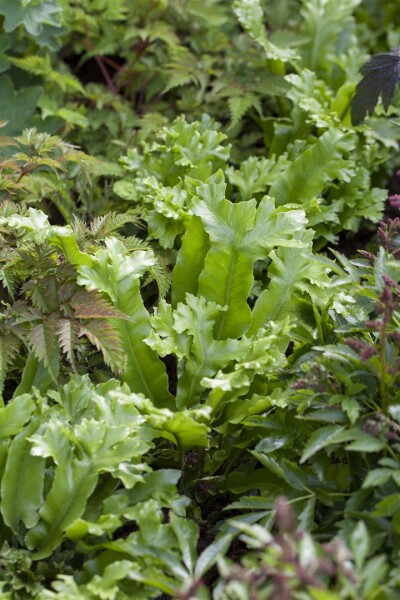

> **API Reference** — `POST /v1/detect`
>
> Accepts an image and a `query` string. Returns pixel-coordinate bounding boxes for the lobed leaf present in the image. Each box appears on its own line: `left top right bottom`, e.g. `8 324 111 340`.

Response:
192 177 307 339
351 47 400 125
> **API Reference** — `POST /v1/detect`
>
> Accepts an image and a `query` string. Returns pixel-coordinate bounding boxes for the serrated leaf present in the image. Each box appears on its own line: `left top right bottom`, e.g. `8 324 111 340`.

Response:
298 496 316 530
79 320 125 373
57 319 78 367
228 93 261 127
253 452 308 490
233 0 298 62
344 431 385 453
194 534 232 578
342 398 360 425
301 426 385 463
350 521 369 570
362 468 393 488
0 75 42 135
170 513 199 575
373 494 400 518
71 291 128 320
29 317 60 382
0 0 61 36
0 334 20 397
300 426 345 463
10 55 84 94
163 67 198 93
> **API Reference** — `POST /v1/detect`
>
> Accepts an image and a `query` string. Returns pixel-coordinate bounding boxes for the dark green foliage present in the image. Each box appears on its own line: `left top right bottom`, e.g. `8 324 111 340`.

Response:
351 46 400 124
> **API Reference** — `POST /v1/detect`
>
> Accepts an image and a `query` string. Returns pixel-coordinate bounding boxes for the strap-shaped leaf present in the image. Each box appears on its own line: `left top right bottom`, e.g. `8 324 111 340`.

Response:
269 129 354 206
78 238 172 407
249 246 330 334
193 178 256 338
300 0 360 73
25 454 98 559
0 394 34 441
13 353 53 398
192 176 307 339
49 229 93 267
1 418 45 531
172 216 209 306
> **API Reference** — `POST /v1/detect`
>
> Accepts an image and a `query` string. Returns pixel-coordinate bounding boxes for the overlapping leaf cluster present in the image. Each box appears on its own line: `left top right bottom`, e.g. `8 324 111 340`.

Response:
1 0 400 599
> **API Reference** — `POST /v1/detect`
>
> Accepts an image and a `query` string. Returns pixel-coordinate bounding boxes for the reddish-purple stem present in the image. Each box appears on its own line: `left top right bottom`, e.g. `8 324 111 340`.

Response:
94 55 118 94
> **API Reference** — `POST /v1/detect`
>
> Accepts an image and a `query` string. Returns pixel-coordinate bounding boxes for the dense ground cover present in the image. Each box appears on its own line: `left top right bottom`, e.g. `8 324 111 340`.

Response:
0 0 400 598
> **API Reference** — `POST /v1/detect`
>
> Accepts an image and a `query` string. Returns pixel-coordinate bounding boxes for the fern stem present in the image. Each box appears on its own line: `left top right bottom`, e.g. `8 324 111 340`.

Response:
379 323 388 416
94 56 118 94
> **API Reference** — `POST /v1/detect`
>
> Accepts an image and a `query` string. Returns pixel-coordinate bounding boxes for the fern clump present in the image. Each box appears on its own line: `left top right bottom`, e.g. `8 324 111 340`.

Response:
0 0 400 598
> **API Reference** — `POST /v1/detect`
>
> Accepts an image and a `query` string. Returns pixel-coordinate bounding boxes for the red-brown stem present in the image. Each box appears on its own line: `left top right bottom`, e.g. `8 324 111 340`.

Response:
94 55 118 94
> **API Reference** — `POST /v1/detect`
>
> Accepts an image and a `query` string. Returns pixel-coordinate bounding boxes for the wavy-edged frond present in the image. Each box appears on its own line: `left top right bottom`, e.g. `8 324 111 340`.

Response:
77 238 172 407
190 174 308 339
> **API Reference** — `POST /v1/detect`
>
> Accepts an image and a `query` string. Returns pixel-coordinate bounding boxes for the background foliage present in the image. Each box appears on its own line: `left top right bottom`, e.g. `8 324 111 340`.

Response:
1 0 400 598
